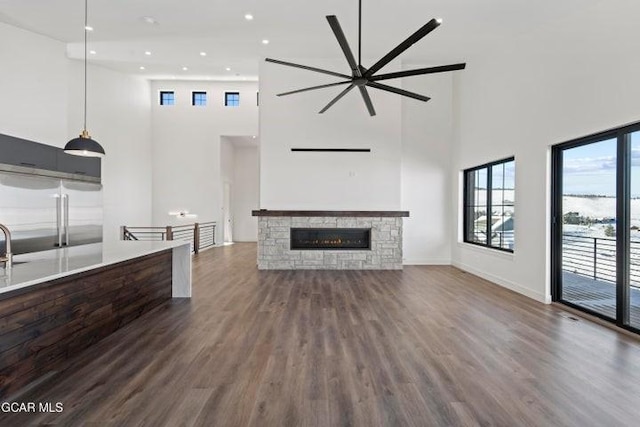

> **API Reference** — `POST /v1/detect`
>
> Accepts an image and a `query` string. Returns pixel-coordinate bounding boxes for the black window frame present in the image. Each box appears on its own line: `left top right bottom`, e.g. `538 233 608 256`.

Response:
224 91 240 107
463 157 515 253
191 91 207 106
159 91 175 106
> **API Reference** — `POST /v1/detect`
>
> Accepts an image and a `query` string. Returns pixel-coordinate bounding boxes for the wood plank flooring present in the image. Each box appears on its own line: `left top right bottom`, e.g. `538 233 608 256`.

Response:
2 242 640 426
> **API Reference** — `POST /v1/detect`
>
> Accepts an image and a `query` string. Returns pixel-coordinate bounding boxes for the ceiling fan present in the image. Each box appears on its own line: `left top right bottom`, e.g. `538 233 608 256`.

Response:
265 0 466 116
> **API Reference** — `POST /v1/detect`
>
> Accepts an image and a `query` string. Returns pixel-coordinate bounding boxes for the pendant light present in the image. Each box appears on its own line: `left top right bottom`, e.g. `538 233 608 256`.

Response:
64 0 105 158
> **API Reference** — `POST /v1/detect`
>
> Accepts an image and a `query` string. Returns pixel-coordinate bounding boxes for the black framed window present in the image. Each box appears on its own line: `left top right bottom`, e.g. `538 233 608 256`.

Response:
225 92 240 107
192 91 207 106
159 91 175 106
463 157 515 252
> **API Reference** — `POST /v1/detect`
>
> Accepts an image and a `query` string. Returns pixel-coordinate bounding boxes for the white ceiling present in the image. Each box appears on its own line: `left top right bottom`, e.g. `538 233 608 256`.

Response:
0 0 606 81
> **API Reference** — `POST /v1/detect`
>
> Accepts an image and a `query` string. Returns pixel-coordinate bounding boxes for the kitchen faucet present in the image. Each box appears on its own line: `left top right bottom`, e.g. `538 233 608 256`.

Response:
0 223 12 269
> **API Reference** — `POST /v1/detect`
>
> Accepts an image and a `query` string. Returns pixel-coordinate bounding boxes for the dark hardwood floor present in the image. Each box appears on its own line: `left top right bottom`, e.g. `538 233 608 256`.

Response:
2 243 640 426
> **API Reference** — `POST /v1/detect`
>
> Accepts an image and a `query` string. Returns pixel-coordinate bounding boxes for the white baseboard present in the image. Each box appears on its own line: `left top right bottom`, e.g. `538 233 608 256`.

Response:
452 260 551 304
403 258 452 266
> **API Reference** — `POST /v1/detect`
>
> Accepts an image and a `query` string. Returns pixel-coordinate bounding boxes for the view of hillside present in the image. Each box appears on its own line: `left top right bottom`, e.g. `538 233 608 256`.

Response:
563 195 640 240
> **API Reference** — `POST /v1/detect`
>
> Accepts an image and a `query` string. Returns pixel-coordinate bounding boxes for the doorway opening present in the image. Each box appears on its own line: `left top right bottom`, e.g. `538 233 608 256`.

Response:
219 136 260 244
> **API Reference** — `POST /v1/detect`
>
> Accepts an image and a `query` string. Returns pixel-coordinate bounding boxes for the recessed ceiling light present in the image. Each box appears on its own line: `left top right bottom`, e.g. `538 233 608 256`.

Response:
139 66 145 70
144 51 151 56
225 67 231 71
244 14 254 21
252 136 256 139
89 50 96 55
142 16 158 25
85 25 94 31
200 51 207 56
262 39 269 45
182 66 188 71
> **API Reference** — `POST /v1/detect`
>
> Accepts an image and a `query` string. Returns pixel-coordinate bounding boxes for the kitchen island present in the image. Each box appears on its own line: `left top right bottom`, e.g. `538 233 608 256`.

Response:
0 240 191 398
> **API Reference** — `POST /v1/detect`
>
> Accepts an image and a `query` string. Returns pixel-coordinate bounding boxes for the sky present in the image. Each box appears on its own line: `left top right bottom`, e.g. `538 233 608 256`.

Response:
563 131 640 197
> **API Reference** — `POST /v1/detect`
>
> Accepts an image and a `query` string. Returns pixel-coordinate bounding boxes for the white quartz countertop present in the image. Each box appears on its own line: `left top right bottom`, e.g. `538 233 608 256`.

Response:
0 240 190 296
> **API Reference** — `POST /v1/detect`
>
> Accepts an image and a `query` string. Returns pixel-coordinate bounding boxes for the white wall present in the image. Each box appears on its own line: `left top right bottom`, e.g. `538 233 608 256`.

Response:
151 80 259 243
220 137 235 184
232 145 259 241
259 60 402 211
401 70 454 265
451 2 640 303
219 136 235 242
0 23 68 144
259 59 454 263
67 63 152 241
0 22 152 243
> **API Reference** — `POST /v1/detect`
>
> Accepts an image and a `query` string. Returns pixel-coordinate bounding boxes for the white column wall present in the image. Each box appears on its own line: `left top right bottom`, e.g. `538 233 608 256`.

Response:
258 59 402 211
401 70 454 265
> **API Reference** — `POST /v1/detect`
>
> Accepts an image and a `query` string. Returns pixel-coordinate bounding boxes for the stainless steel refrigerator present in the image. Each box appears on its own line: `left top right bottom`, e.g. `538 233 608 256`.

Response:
0 171 102 255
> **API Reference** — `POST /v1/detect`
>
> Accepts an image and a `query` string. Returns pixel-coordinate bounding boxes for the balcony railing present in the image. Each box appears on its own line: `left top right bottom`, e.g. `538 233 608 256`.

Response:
121 222 216 254
562 233 640 287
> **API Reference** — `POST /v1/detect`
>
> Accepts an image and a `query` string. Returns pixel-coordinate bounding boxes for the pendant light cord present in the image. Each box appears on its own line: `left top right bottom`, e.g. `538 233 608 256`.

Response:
83 0 88 132
358 0 362 66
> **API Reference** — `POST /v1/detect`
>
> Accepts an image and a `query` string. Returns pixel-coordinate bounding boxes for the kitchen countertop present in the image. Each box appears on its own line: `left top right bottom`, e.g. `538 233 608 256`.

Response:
0 240 190 296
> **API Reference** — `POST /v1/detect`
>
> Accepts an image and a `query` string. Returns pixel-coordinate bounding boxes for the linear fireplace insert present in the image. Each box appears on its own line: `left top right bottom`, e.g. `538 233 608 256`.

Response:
290 228 371 250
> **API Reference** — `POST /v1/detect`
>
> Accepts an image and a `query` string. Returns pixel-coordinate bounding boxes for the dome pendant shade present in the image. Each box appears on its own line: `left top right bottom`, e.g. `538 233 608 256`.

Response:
66 0 105 158
64 130 105 158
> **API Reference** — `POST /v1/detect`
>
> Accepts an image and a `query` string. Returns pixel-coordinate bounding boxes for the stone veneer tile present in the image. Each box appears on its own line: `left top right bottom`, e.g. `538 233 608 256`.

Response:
257 216 403 270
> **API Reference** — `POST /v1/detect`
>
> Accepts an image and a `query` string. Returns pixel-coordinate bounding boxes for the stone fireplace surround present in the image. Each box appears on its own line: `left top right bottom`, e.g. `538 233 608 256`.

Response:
252 210 409 270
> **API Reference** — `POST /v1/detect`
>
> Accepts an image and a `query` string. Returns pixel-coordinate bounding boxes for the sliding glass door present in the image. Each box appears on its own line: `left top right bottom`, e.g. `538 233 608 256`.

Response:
552 122 640 334
630 130 640 329
556 138 618 319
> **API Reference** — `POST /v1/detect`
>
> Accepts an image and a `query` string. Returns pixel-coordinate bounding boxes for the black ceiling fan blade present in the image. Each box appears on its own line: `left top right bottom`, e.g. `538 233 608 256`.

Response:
367 81 431 102
358 86 376 116
365 18 441 77
319 84 355 114
370 63 466 81
265 58 351 79
277 81 351 97
326 15 361 77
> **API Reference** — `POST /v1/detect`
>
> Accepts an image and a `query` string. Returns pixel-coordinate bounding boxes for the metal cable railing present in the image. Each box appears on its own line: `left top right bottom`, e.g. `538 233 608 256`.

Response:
121 222 216 254
562 233 640 286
